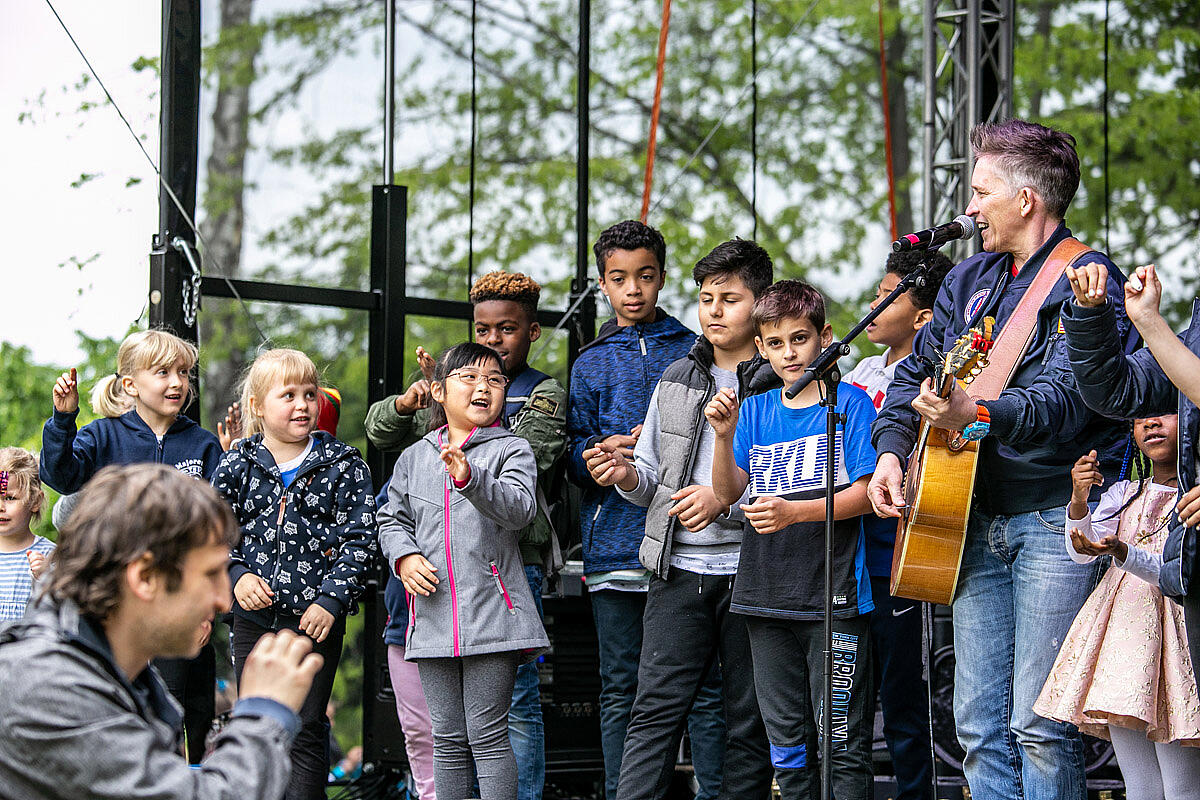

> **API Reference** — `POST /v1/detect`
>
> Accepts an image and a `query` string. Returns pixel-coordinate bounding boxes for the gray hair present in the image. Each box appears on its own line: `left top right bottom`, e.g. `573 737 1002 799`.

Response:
970 119 1080 219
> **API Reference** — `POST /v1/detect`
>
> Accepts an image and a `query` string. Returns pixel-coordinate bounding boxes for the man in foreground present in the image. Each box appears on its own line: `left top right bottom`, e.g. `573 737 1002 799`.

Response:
0 463 322 800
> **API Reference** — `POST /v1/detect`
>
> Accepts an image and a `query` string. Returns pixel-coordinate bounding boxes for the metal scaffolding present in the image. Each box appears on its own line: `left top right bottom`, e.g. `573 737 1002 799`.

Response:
922 0 1014 258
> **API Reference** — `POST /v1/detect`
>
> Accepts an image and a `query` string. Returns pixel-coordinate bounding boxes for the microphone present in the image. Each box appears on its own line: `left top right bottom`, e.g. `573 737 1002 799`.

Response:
892 215 977 252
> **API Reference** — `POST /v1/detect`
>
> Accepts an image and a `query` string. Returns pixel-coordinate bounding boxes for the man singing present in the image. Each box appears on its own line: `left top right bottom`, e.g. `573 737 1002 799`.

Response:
868 119 1138 799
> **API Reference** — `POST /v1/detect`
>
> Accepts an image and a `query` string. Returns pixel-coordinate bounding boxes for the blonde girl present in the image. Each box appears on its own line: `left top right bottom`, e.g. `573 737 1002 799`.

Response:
40 329 223 494
0 447 54 621
211 348 377 800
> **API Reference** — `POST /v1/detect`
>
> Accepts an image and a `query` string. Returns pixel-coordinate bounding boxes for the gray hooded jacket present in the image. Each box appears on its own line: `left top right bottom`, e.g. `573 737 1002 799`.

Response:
378 425 550 661
0 596 298 800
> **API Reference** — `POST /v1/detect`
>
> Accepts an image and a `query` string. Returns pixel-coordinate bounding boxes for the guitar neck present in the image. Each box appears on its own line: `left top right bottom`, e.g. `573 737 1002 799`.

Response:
937 371 958 399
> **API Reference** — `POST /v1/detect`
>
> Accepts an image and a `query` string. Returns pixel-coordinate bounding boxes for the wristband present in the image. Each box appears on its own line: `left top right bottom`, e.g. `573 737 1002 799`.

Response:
962 404 991 441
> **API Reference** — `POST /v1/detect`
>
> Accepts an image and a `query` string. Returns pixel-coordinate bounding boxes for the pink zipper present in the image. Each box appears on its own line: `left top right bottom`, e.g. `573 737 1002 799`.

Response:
490 562 516 614
438 425 480 657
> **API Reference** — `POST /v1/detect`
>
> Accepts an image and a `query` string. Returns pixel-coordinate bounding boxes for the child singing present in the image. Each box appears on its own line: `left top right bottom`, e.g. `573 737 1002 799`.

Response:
210 348 377 800
1036 414 1200 800
378 342 549 800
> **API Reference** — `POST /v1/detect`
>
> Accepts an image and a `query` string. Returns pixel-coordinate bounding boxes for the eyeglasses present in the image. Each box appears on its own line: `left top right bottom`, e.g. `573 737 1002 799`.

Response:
446 370 509 389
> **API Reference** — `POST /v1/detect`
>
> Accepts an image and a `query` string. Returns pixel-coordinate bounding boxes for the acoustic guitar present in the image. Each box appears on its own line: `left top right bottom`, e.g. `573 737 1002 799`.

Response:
890 319 995 605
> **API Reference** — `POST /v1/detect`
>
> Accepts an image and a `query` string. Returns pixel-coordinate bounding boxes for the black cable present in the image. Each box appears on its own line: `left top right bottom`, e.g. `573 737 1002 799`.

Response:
751 0 759 240
1103 0 1111 253
467 0 479 337
43 0 269 345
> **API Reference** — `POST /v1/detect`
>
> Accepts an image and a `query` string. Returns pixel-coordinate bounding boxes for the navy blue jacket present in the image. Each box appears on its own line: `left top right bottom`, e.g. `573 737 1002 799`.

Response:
1061 299 1200 602
40 409 223 494
567 309 696 573
872 224 1139 515
211 432 378 628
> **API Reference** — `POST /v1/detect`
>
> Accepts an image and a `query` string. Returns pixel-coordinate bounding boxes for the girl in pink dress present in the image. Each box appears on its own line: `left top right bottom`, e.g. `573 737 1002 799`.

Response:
1036 414 1200 799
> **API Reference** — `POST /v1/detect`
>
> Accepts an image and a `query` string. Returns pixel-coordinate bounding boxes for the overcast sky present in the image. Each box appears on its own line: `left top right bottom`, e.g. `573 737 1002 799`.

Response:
2 1 163 367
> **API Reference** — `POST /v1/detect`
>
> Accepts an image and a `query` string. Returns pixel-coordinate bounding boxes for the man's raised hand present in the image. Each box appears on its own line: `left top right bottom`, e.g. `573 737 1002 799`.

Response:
1065 261 1110 307
238 629 324 714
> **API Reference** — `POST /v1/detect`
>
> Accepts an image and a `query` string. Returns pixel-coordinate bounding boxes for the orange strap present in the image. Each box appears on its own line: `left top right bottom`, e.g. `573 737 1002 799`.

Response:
967 238 1094 402
640 0 672 223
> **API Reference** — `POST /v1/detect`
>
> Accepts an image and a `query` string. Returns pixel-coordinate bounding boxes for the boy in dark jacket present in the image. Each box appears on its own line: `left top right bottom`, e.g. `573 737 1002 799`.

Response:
567 220 723 799
585 238 777 799
1061 261 1200 674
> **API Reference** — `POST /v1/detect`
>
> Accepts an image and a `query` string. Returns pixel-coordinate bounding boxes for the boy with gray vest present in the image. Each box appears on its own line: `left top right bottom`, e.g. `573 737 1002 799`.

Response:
584 239 777 799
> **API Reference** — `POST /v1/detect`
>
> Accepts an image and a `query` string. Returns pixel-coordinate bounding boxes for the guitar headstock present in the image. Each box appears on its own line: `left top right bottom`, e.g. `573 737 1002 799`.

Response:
943 316 995 382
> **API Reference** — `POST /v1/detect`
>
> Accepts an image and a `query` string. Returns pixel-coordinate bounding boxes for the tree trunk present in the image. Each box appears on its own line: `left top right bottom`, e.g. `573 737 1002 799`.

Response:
199 0 260 426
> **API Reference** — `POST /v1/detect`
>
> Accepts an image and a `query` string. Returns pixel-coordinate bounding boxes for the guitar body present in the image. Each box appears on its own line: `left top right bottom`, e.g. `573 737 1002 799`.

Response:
890 423 981 605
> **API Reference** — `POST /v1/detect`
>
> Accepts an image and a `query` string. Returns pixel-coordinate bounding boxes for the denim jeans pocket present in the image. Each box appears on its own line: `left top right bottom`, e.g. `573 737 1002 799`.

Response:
1034 507 1067 533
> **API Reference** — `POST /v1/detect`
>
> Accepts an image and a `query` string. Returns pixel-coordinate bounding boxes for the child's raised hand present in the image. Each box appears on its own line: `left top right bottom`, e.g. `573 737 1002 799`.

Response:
235 573 276 611
416 346 436 382
1070 450 1103 503
669 485 724 532
440 443 471 484
583 442 633 487
1124 264 1163 326
704 388 739 439
398 553 439 596
216 402 243 450
299 603 336 643
52 368 79 414
739 496 796 534
1065 262 1110 308
1069 528 1128 563
26 551 48 580
395 379 432 415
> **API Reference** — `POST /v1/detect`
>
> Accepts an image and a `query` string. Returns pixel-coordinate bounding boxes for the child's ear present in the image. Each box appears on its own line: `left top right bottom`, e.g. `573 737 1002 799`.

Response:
430 381 446 404
820 323 834 348
528 321 541 343
914 308 933 331
754 335 767 358
121 376 139 398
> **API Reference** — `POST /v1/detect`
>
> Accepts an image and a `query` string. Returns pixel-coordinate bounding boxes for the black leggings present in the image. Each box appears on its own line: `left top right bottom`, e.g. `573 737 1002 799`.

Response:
154 643 216 764
231 614 345 800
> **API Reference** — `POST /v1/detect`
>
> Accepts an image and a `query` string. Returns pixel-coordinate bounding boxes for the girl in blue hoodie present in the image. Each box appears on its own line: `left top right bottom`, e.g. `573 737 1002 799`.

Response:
211 348 377 800
39 328 224 764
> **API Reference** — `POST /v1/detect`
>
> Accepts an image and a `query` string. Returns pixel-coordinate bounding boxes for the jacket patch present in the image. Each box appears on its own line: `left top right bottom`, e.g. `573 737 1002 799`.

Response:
529 396 559 417
965 289 990 325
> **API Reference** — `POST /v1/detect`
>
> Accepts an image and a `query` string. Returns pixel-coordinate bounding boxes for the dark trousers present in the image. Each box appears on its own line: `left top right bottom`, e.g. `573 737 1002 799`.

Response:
869 576 933 800
745 614 873 800
590 588 726 800
232 614 345 800
154 643 216 763
616 570 772 800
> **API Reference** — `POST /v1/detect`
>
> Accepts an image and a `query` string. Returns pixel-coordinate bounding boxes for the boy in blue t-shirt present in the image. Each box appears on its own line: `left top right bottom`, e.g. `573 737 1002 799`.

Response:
708 279 877 800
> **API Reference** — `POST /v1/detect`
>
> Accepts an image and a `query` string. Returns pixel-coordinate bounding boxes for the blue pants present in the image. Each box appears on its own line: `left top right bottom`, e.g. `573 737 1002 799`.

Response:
509 565 545 800
952 506 1099 800
590 588 726 800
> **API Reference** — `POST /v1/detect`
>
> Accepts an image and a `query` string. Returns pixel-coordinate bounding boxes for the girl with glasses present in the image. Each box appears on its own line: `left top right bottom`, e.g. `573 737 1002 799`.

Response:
378 342 549 800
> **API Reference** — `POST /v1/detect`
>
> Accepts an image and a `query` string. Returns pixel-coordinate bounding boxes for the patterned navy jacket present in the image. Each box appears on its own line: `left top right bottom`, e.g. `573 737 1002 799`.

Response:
211 431 378 628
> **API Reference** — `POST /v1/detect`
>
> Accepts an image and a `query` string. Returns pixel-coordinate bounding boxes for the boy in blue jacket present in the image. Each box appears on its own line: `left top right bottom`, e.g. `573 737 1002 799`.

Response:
567 220 724 799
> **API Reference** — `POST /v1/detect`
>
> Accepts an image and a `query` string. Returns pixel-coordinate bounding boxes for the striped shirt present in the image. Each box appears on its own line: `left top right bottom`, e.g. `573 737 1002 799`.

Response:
0 537 55 622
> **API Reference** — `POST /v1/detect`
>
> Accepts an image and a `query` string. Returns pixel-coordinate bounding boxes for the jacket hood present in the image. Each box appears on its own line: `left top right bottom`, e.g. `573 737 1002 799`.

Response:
3 596 182 730
684 336 780 396
233 430 361 472
579 308 693 354
115 409 200 438
418 423 518 452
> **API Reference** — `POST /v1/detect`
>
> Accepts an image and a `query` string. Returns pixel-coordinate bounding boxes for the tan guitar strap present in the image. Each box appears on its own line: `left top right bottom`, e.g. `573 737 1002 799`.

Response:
965 237 1094 402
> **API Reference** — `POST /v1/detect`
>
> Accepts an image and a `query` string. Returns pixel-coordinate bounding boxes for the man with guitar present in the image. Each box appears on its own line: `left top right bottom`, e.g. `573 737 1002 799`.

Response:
867 119 1139 800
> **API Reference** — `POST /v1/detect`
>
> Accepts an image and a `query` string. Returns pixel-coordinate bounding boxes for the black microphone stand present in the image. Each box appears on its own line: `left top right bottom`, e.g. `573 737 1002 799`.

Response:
784 258 934 800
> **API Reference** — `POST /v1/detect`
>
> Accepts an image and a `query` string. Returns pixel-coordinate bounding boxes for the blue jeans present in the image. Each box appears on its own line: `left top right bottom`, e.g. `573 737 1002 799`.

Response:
952 506 1099 800
591 588 726 800
509 565 545 800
